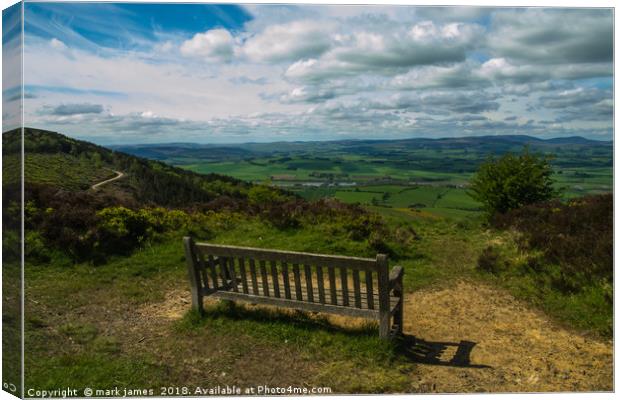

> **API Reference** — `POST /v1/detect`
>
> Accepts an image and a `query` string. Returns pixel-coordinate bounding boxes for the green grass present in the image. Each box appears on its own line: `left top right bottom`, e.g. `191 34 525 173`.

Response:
24 228 420 393
331 185 482 219
23 204 498 393
10 153 117 191
3 261 22 397
176 304 414 393
22 199 612 392
472 237 612 337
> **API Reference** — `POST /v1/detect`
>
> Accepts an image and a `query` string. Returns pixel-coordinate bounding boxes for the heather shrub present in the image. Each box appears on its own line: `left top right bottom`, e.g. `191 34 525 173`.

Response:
493 194 612 293
477 246 507 274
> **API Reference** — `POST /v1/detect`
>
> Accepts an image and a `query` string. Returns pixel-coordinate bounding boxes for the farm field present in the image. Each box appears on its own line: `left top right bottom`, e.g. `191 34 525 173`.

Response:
170 146 611 219
111 135 613 220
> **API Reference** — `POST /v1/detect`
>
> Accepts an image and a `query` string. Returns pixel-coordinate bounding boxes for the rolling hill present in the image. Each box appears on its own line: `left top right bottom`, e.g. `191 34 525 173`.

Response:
3 127 290 208
111 134 612 167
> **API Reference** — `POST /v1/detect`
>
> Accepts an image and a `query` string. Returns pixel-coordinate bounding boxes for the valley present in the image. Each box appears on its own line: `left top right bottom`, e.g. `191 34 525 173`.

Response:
115 135 613 219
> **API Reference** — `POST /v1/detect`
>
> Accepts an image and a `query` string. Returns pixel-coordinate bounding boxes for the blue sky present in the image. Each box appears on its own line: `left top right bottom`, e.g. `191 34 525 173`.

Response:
3 3 614 144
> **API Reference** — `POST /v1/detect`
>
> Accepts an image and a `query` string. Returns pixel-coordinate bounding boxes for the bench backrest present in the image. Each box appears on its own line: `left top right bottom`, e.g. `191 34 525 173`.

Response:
185 237 390 311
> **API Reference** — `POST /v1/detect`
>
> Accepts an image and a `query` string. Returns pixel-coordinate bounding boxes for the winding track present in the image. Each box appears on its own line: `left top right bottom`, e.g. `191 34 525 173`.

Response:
91 170 125 190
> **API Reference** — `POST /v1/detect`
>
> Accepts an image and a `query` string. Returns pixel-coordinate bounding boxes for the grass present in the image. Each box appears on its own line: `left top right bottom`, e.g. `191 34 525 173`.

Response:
3 261 22 397
24 232 419 393
19 152 612 393
22 204 498 394
8 153 117 191
176 304 414 393
22 198 612 393
331 185 482 220
471 233 612 337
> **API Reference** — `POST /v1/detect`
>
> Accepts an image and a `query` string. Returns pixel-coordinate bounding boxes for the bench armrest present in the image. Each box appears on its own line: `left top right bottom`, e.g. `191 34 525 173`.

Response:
388 265 403 290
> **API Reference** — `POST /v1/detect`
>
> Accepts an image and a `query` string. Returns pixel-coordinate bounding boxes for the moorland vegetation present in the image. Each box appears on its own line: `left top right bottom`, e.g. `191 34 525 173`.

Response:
2 128 613 392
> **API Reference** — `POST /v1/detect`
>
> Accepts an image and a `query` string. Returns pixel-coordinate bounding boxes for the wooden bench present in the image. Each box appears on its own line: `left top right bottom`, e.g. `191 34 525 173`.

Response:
183 237 404 338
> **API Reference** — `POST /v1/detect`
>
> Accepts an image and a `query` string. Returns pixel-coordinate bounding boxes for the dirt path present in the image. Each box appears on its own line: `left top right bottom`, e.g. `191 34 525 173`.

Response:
401 280 612 393
91 170 124 190
134 280 612 393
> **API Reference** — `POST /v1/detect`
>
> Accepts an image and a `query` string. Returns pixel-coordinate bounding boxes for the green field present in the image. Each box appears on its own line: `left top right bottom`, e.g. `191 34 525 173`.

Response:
113 135 612 220
180 155 611 220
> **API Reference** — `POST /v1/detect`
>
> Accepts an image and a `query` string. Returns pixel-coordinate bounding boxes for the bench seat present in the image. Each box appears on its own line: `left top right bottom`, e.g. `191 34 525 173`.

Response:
209 286 402 319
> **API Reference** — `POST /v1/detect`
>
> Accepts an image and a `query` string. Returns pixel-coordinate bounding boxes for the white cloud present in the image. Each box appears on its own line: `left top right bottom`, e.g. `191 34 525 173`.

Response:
488 9 613 65
50 38 68 50
21 5 614 142
283 20 483 83
242 20 334 63
180 29 235 62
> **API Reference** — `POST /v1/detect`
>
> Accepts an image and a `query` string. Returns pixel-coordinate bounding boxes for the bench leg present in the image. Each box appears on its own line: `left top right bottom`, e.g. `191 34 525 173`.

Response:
393 274 404 336
184 237 204 315
393 299 403 336
379 310 391 339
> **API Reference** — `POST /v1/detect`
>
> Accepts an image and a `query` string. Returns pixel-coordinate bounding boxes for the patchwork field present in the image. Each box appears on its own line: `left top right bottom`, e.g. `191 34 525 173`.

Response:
110 137 603 220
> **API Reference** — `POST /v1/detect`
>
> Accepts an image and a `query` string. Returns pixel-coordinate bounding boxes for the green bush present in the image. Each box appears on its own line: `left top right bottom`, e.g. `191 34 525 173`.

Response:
469 148 558 217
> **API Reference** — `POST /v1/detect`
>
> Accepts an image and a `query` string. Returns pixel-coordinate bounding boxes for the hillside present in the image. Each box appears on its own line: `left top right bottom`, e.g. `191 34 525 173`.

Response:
112 134 612 168
3 127 287 207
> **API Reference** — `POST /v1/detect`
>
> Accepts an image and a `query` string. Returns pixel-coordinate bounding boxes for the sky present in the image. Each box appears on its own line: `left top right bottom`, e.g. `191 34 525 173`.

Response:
2 2 614 144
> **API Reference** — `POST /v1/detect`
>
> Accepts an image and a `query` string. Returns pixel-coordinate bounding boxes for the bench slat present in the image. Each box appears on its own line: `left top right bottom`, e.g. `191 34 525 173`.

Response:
304 264 314 303
249 259 259 295
340 267 349 307
270 260 281 298
365 270 375 309
353 269 362 308
328 266 337 305
228 258 238 292
239 258 249 294
213 291 379 319
219 257 230 289
293 264 302 301
259 260 269 296
281 262 291 299
224 284 398 314
208 255 219 289
196 250 209 290
316 266 325 304
195 243 378 271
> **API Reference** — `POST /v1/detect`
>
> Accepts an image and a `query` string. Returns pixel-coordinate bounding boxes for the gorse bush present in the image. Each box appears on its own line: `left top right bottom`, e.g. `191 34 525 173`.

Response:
469 148 559 218
95 207 211 255
21 181 397 263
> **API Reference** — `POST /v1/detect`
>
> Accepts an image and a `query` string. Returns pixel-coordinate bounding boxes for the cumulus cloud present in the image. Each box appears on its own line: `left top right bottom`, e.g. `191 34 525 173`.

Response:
388 62 488 90
488 9 613 65
284 21 483 83
22 4 614 142
538 88 613 122
242 20 333 63
180 29 235 62
278 86 337 103
478 58 612 84
41 103 104 116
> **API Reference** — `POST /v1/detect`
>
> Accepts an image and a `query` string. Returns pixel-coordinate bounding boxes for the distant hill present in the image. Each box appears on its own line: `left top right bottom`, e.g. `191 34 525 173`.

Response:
110 134 612 168
3 128 288 208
